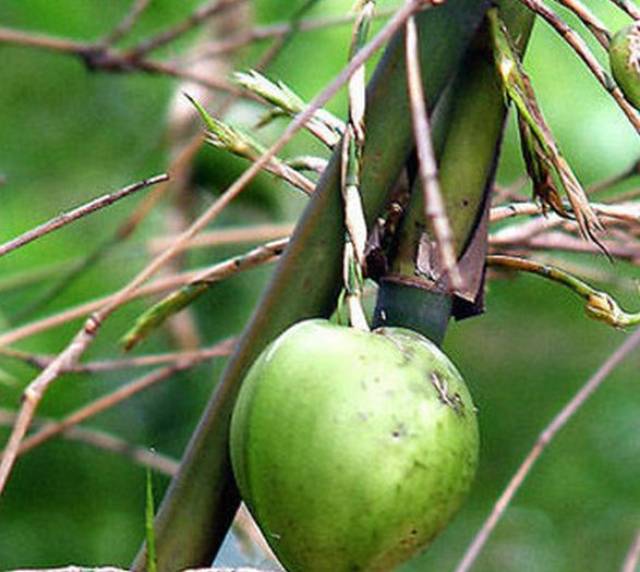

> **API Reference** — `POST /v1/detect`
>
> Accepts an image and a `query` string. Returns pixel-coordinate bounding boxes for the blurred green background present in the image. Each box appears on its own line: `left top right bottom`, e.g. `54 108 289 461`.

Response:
0 1 638 571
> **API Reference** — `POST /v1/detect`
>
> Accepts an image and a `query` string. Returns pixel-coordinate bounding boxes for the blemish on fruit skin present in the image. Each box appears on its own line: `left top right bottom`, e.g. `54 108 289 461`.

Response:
429 372 465 416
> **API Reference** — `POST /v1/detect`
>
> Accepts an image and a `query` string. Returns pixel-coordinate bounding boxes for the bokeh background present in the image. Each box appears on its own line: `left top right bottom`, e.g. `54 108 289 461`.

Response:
0 1 638 570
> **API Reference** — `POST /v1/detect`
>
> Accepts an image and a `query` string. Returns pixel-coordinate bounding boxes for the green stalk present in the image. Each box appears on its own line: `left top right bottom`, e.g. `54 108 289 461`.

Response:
373 1 535 344
131 2 489 570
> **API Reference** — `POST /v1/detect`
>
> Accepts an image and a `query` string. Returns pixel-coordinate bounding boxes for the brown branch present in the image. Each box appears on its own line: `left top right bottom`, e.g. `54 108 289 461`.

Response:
0 407 180 476
455 326 640 572
100 0 153 46
490 200 640 223
551 0 611 47
492 230 640 262
0 252 279 347
181 8 397 62
405 15 462 290
0 0 429 499
0 341 235 374
517 0 640 132
0 174 168 259
622 529 640 572
127 0 246 59
607 0 640 20
148 222 294 253
2 339 230 459
0 28 240 96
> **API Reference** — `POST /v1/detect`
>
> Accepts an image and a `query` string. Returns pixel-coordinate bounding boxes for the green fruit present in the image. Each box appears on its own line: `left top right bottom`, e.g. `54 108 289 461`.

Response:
609 23 640 109
230 319 479 572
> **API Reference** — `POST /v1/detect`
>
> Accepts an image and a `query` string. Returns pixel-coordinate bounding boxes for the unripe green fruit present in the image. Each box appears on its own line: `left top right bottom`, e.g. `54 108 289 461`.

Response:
230 319 479 572
609 23 640 109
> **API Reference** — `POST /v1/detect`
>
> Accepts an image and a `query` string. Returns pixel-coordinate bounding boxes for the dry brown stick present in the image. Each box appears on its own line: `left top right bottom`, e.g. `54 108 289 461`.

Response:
127 0 246 59
0 28 240 96
101 0 154 46
181 8 398 62
622 529 640 572
0 0 426 498
0 341 235 374
550 0 610 47
493 230 640 262
0 244 282 348
6 339 229 458
517 0 640 132
0 407 180 476
0 174 168 259
455 326 640 572
490 200 640 223
148 222 294 253
608 0 640 20
405 14 462 291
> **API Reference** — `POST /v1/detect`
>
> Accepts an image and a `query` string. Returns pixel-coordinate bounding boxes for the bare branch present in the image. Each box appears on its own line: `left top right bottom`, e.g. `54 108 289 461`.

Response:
455 326 640 572
607 0 640 21
0 407 180 476
517 0 640 132
405 15 462 290
0 341 235 374
101 0 153 46
2 339 230 459
490 200 640 223
147 223 293 254
0 28 241 96
181 8 398 63
127 0 246 59
0 174 168 259
0 0 425 495
551 0 611 47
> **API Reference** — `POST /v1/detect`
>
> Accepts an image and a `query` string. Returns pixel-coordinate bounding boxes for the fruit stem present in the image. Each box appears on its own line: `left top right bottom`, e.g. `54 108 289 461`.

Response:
488 254 640 328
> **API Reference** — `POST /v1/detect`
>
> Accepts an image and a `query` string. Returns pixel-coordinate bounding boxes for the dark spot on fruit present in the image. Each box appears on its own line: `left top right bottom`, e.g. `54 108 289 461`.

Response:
461 198 469 207
411 529 418 535
429 372 465 416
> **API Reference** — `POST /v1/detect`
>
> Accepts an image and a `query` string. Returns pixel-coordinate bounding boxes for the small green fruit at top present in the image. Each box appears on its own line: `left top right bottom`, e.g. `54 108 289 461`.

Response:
230 319 479 572
609 23 640 109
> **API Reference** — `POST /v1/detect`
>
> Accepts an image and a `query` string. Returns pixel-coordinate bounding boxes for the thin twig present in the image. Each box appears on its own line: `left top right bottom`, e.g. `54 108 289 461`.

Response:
148 223 294 253
101 0 153 46
0 0 426 495
0 255 278 347
0 28 241 96
0 341 235 374
490 200 640 223
607 0 640 21
405 15 462 290
492 230 640 262
0 174 168 259
455 326 640 572
122 238 289 350
127 0 246 59
517 0 640 132
551 0 611 47
0 407 180 476
622 529 640 572
5 339 230 459
180 8 398 63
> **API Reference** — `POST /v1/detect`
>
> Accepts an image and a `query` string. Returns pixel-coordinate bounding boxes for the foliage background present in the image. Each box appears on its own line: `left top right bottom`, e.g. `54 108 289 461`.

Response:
0 1 638 570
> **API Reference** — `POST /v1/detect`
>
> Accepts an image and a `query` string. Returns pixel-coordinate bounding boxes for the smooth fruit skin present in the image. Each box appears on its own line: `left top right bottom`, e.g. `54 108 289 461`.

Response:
230 319 479 572
610 23 640 110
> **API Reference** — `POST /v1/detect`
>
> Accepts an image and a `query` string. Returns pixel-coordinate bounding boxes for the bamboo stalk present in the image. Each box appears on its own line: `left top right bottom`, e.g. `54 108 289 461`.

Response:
131 2 490 569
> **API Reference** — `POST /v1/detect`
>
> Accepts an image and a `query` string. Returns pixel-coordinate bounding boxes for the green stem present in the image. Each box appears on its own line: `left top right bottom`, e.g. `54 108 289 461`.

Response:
131 3 490 570
373 2 535 344
488 254 640 328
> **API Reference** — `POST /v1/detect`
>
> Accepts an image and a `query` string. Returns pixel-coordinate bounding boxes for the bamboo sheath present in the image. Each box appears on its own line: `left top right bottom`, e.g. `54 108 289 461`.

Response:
132 2 519 570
